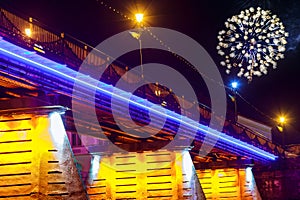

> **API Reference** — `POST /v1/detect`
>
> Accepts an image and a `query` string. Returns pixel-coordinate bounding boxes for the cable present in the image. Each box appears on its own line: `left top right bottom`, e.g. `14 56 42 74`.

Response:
96 0 233 89
236 91 276 123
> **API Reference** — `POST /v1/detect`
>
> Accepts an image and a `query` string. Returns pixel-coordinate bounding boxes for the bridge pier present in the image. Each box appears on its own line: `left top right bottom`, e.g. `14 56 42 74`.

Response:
0 107 87 199
196 168 261 200
85 150 205 199
0 105 285 200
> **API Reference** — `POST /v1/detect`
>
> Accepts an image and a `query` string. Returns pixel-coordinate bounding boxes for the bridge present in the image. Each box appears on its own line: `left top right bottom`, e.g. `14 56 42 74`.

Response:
0 8 299 200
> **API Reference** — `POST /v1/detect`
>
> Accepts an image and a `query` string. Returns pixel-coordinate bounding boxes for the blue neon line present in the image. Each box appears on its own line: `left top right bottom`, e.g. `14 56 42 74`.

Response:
0 45 196 126
0 42 277 160
0 40 277 160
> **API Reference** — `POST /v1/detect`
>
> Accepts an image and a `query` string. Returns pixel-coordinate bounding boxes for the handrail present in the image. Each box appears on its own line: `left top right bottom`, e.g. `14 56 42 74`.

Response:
0 8 109 70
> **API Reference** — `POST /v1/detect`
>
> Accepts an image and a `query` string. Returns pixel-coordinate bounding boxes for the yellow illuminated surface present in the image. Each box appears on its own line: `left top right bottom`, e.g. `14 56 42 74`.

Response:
197 168 261 199
0 112 85 199
86 151 197 199
0 112 262 199
0 112 200 199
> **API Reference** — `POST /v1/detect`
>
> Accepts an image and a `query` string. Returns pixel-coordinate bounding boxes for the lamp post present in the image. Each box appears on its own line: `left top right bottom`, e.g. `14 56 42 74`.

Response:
230 81 238 122
278 116 286 149
129 13 144 78
25 17 33 37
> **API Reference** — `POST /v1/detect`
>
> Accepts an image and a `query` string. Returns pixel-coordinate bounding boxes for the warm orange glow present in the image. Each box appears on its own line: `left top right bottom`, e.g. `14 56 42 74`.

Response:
135 13 144 23
155 89 161 96
279 116 286 124
277 125 284 132
25 28 32 37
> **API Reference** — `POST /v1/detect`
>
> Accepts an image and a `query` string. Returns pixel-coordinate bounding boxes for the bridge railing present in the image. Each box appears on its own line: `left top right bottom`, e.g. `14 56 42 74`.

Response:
0 8 109 70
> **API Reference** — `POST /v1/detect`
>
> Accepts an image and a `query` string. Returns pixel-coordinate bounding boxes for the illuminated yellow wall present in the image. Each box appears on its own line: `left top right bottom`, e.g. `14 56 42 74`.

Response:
0 112 86 199
197 168 262 200
86 150 204 199
0 110 263 200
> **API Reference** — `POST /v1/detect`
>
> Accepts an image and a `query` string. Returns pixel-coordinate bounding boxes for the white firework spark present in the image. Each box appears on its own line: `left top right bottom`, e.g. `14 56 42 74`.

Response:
217 7 288 81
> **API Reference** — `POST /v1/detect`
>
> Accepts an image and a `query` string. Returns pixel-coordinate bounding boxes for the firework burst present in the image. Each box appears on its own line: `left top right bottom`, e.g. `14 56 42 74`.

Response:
217 7 288 81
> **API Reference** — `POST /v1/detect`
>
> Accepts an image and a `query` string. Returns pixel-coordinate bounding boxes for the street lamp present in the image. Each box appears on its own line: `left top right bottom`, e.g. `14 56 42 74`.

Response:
230 81 239 122
279 116 286 124
25 28 32 37
135 13 144 23
231 81 238 89
129 13 144 78
277 115 286 132
277 115 286 149
25 17 33 37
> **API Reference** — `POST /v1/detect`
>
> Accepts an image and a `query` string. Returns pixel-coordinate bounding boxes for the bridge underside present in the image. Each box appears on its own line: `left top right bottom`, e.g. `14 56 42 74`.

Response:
0 107 264 199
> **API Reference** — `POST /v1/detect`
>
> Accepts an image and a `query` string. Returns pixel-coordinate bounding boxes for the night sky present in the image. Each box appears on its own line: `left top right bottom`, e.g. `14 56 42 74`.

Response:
0 0 300 143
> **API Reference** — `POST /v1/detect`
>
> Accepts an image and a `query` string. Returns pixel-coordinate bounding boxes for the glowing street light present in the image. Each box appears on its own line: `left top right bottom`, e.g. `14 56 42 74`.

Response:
135 13 144 23
231 81 238 89
129 13 145 78
25 28 32 37
230 81 239 122
279 116 286 124
277 115 287 149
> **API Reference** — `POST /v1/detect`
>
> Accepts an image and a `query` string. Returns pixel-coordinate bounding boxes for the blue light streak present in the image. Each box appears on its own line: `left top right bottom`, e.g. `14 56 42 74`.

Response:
0 37 277 161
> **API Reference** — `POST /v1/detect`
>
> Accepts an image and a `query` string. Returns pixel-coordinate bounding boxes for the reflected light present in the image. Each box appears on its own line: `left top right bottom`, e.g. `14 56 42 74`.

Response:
89 155 101 184
246 167 254 190
49 112 66 146
182 151 193 186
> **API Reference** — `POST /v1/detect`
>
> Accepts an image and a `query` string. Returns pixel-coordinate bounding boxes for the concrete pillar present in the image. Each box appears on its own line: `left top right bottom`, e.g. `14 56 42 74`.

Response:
0 107 87 199
196 168 261 200
86 150 205 199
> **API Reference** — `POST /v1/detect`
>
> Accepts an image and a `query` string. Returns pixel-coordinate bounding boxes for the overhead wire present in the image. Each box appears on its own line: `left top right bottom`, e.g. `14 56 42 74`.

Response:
95 0 281 125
